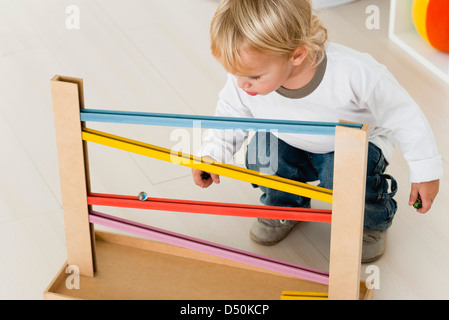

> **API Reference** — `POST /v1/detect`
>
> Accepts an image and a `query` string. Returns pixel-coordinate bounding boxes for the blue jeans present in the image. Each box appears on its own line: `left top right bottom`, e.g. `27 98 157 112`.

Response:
245 132 397 231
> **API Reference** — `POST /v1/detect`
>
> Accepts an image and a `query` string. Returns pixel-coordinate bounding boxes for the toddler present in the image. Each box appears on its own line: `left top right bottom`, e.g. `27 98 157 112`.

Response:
192 0 442 262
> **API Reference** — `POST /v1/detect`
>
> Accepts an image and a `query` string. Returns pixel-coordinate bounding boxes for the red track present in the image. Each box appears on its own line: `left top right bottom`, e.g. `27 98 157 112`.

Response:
87 193 332 223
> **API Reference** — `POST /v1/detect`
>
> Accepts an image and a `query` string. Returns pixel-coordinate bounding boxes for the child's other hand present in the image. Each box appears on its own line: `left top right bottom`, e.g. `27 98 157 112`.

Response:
409 179 440 214
192 156 220 188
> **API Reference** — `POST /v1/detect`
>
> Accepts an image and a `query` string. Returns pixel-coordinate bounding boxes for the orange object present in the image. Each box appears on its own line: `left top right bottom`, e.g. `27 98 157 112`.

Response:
413 0 449 52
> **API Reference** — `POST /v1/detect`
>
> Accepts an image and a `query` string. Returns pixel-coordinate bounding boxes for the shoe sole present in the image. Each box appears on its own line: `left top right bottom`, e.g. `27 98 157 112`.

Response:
361 247 385 263
249 225 297 246
249 232 283 246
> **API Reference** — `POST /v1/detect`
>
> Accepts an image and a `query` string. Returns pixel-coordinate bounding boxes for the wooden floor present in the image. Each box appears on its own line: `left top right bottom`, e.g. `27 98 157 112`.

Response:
1 0 448 300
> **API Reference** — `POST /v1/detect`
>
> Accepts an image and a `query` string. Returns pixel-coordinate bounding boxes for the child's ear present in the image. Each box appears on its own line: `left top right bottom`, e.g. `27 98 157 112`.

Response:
290 46 309 66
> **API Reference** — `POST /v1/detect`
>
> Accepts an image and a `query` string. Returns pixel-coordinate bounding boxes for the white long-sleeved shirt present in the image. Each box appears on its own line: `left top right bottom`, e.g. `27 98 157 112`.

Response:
200 42 443 183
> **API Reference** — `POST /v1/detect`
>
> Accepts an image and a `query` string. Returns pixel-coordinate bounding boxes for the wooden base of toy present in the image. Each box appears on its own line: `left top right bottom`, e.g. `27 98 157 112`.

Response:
44 231 373 300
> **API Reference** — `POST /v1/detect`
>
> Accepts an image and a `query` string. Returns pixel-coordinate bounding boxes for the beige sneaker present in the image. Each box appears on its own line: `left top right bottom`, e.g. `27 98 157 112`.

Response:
250 218 299 246
251 219 386 262
362 229 386 263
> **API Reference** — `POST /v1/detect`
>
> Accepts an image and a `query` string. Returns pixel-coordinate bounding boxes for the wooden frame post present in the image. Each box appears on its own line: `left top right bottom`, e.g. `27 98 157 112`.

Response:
328 123 369 300
51 75 96 277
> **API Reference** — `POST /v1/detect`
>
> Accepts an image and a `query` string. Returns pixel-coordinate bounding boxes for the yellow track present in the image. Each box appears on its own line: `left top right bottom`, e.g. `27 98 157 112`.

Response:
82 128 333 203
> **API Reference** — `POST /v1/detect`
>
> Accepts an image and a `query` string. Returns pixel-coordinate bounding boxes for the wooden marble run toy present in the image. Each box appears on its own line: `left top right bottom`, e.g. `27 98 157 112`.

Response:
44 75 373 300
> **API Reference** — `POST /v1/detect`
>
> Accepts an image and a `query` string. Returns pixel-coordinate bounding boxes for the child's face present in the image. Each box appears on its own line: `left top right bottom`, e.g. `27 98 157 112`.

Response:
219 48 298 96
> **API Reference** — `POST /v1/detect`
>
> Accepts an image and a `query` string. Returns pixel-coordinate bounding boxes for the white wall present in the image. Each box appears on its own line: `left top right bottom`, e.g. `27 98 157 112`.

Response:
313 0 358 9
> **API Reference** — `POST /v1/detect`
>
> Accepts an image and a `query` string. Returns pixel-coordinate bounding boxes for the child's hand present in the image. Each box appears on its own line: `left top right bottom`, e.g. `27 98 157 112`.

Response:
409 179 440 214
192 156 220 188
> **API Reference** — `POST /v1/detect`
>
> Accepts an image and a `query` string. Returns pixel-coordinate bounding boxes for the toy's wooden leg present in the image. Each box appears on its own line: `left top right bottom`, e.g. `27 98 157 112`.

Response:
328 123 369 300
51 75 95 277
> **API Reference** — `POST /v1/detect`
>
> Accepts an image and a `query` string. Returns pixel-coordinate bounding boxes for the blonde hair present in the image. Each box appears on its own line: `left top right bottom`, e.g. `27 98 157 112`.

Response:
210 0 328 73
